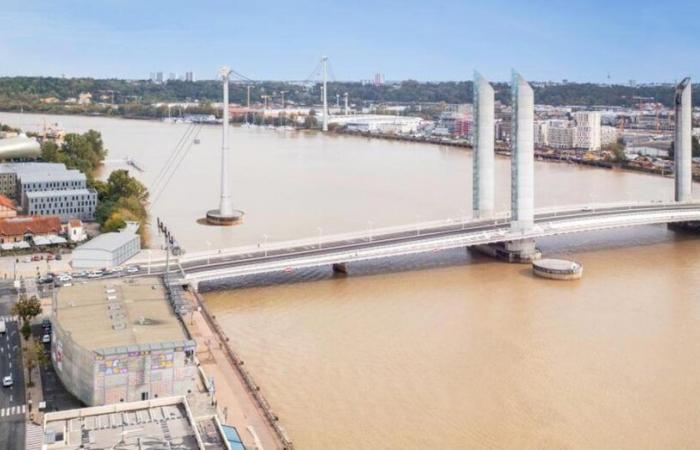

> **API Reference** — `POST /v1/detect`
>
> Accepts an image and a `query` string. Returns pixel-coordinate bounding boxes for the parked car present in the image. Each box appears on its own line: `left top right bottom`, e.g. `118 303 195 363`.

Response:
42 334 51 344
42 319 51 330
87 271 102 278
31 255 40 262
55 254 63 261
2 375 12 387
46 254 54 261
126 266 139 273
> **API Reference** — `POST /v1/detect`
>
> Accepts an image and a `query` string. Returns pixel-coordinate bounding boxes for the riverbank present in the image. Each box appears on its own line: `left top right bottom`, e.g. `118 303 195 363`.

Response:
183 288 293 450
337 128 697 180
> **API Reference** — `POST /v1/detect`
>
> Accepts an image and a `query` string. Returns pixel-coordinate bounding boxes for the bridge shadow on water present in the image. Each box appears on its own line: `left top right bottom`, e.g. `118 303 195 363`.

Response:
197 247 501 292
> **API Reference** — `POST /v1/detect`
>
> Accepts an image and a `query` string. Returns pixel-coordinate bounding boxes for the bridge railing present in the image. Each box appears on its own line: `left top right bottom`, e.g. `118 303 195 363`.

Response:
179 214 509 264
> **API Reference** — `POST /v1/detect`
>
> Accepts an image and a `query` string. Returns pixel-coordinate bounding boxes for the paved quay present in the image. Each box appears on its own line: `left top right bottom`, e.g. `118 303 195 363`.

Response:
182 290 287 450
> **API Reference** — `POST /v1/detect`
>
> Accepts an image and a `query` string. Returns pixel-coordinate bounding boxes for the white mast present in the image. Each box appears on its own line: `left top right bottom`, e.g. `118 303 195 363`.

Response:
322 56 328 132
218 67 233 216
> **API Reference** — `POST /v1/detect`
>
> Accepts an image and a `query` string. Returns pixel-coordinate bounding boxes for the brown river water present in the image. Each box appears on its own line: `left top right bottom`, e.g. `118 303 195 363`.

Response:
3 112 700 449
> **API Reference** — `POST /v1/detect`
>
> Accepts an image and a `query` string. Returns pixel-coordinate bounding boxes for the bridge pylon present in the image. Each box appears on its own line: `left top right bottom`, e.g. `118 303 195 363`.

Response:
473 72 495 219
475 71 540 262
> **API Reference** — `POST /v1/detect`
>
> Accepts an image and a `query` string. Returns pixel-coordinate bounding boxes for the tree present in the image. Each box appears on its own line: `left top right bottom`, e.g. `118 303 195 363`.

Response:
12 294 42 326
105 169 148 200
24 341 48 387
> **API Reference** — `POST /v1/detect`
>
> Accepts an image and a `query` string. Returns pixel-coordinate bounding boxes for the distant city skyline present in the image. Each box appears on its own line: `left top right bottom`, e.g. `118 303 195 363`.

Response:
1 0 699 83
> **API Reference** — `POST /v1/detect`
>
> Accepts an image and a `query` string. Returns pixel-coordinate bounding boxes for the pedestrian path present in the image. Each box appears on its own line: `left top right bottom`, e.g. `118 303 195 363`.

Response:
26 421 44 450
0 404 25 417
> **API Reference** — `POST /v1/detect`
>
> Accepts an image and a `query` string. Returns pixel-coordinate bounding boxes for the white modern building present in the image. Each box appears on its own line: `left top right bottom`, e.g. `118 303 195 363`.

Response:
601 125 619 146
72 222 141 269
573 111 602 150
332 115 424 134
547 122 575 149
25 188 97 222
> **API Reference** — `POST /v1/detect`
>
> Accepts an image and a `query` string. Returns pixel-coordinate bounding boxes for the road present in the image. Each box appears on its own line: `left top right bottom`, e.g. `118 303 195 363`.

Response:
43 202 700 286
170 202 700 280
0 281 25 450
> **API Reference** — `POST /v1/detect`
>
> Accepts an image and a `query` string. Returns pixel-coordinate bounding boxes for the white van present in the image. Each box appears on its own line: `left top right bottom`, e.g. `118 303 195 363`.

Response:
0 321 6 334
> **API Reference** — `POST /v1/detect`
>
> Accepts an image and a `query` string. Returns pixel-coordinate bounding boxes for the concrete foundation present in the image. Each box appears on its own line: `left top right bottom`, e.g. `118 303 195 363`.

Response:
474 239 541 263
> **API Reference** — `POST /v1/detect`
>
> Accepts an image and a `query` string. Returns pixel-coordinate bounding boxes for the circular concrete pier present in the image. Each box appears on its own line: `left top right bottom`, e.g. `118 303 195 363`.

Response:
206 208 244 226
532 258 582 280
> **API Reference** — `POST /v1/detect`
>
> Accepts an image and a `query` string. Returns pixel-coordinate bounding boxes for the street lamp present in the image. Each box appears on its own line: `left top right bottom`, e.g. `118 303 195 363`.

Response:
147 250 152 274
317 227 323 249
416 214 421 236
206 241 212 265
263 234 269 257
367 220 374 242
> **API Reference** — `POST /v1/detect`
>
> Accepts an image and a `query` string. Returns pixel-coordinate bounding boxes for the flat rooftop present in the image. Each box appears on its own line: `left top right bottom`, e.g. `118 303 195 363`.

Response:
25 188 96 199
42 397 225 450
55 277 188 352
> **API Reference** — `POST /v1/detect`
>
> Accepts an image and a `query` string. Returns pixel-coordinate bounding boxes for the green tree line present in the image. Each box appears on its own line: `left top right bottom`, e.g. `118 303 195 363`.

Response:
0 76 695 110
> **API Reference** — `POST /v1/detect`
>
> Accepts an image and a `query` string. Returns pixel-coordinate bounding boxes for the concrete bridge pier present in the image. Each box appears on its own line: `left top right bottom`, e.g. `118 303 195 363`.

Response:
474 239 541 263
332 262 349 275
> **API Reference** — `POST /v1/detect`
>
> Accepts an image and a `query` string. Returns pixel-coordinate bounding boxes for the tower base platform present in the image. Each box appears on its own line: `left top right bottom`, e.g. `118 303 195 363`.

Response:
473 238 541 263
206 209 244 226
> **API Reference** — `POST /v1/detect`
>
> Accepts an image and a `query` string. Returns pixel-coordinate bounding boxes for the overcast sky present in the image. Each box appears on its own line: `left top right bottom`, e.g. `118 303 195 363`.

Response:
1 0 699 83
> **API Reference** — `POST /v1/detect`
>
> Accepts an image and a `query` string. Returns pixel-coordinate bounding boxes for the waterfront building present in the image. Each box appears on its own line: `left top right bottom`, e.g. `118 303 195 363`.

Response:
601 125 619 146
15 164 99 221
573 111 602 150
0 162 64 199
71 222 141 268
25 188 97 222
547 122 575 148
534 121 549 146
41 396 232 450
50 277 197 406
337 115 423 134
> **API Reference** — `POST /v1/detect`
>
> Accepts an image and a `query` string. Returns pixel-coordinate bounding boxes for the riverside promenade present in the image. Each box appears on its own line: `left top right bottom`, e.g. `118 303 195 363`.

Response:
182 289 291 450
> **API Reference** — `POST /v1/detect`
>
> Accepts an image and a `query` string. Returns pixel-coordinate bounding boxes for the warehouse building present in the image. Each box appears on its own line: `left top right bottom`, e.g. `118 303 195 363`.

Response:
72 222 141 269
50 277 197 406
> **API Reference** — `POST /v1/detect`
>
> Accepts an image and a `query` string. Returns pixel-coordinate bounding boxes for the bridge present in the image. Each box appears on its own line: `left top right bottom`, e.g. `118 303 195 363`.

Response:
157 200 700 289
151 73 697 290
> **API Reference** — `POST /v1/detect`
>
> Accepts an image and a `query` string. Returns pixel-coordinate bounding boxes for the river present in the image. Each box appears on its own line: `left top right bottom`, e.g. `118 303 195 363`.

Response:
2 112 700 449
